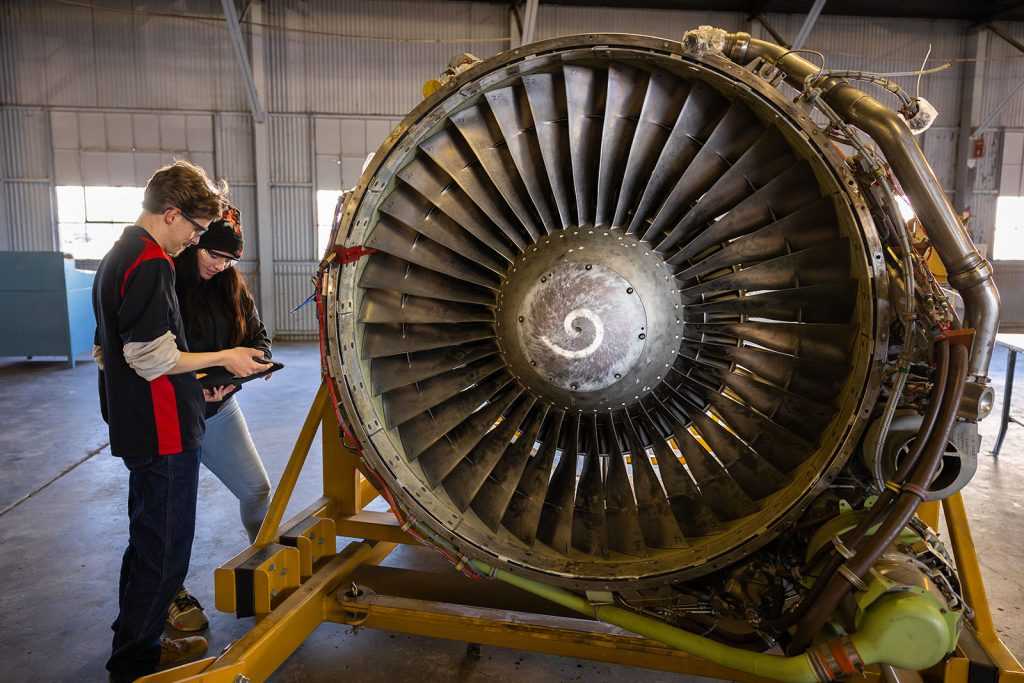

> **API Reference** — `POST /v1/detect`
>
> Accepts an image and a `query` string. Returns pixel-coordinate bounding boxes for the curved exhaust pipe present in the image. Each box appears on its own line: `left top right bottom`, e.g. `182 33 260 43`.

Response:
708 31 1000 381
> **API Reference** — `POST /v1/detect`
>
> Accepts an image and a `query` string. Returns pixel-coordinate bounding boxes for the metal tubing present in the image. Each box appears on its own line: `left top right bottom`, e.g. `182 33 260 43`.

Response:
721 33 1001 379
792 341 969 652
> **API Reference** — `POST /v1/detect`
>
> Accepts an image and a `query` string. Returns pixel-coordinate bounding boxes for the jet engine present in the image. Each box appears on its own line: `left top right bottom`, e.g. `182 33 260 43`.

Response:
318 27 999 676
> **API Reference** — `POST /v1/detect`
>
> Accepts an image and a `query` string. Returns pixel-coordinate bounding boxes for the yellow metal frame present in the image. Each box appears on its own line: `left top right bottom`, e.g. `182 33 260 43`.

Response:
140 382 1023 683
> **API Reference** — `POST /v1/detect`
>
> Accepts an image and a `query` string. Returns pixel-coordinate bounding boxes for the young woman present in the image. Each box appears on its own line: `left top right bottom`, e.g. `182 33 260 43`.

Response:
168 206 273 632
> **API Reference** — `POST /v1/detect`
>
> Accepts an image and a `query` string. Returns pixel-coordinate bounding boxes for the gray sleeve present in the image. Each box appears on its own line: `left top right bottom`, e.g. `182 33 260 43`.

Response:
123 331 181 382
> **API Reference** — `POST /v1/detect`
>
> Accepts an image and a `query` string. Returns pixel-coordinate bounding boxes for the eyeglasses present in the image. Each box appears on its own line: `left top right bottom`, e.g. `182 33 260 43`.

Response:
201 248 238 267
177 209 209 237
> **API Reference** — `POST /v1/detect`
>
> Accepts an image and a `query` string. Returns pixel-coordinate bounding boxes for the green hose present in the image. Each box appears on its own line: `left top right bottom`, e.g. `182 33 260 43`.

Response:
469 559 820 682
468 559 958 683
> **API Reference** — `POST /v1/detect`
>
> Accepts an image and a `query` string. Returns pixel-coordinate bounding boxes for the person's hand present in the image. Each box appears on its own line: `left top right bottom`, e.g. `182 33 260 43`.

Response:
221 347 268 378
203 385 236 402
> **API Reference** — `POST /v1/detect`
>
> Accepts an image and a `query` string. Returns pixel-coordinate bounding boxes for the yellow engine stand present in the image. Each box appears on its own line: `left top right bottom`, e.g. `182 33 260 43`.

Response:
140 382 1023 683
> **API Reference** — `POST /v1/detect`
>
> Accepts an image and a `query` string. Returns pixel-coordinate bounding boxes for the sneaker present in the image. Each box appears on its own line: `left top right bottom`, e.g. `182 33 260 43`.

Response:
158 634 208 667
167 588 209 632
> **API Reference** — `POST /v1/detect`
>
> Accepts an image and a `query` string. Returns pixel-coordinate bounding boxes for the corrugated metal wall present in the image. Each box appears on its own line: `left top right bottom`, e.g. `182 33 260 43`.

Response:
5 1 1024 331
0 0 247 111
535 4 744 38
262 0 508 116
0 107 55 251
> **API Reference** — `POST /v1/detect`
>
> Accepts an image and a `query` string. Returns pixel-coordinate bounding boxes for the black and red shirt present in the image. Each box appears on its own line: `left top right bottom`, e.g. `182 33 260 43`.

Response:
93 226 205 462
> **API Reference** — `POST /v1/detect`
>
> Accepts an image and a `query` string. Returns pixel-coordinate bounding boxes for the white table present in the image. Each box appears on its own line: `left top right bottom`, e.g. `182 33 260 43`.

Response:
992 333 1024 457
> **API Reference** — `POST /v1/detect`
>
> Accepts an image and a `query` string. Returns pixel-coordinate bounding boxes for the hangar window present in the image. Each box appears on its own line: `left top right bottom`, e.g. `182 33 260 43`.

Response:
57 186 146 261
317 190 343 257
995 196 1024 260
997 131 1024 260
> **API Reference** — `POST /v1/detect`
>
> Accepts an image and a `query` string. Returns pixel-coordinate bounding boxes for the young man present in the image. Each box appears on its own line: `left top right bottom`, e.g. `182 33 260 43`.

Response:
93 161 269 682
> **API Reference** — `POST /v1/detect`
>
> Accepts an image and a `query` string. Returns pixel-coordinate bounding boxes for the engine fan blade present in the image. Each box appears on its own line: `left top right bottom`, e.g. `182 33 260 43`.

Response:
420 127 532 248
485 86 560 233
445 395 537 511
613 69 689 230
394 162 518 262
504 409 565 544
603 431 649 555
450 104 542 242
612 415 686 548
415 384 523 485
669 165 830 269
359 289 493 325
627 81 726 236
523 72 576 228
537 412 581 553
572 414 610 557
365 215 500 289
641 102 762 243
564 65 606 226
362 323 494 359
398 371 513 460
360 254 495 305
596 63 647 227
380 179 512 270
382 356 505 428
369 341 498 395
471 403 550 530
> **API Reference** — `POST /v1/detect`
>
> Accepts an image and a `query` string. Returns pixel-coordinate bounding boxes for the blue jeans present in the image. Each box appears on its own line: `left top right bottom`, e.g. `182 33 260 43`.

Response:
201 397 271 542
107 450 200 680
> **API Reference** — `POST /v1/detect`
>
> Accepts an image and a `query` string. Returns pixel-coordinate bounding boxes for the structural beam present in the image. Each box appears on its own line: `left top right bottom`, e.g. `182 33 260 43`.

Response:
521 0 539 46
975 23 1024 135
220 0 267 124
791 0 826 50
753 15 789 47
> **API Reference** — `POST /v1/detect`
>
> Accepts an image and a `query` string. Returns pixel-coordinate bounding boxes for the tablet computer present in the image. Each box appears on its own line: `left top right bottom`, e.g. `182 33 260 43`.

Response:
195 361 284 390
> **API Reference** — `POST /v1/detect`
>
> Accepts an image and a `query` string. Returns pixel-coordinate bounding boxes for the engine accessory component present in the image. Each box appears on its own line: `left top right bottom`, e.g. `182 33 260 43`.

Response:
862 410 979 501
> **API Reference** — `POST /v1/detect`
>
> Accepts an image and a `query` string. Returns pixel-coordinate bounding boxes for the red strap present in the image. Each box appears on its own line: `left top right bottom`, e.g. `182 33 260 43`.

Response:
150 376 183 455
333 245 378 265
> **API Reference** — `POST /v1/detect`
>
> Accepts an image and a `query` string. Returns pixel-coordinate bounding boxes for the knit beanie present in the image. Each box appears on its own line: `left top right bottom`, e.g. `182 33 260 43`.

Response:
198 205 243 258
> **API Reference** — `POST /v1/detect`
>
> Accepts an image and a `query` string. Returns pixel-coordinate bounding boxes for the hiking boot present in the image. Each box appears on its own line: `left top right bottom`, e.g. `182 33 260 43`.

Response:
158 634 208 667
167 588 209 632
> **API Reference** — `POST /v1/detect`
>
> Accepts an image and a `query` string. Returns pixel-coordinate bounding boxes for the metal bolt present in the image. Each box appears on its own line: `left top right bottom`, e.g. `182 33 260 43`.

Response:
585 264 592 270
530 360 537 366
614 373 621 379
626 287 634 294
570 383 579 390
638 333 646 340
540 276 546 282
518 316 525 323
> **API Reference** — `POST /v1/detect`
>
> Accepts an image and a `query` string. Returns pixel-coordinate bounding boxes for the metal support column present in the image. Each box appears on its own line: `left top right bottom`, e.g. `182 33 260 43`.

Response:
249 0 276 336
954 29 988 247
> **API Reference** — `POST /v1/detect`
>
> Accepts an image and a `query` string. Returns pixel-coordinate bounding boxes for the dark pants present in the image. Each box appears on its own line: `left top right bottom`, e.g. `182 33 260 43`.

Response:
106 450 200 680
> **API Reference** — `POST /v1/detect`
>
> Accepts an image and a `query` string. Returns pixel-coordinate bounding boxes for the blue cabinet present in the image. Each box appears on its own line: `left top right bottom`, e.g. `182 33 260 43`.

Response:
0 252 96 367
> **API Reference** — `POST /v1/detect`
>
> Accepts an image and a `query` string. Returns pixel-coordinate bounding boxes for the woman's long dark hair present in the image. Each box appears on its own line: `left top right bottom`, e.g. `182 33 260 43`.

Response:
174 246 252 347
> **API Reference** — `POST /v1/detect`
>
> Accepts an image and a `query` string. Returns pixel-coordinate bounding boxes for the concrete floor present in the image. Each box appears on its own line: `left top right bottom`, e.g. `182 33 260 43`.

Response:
0 341 1020 682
